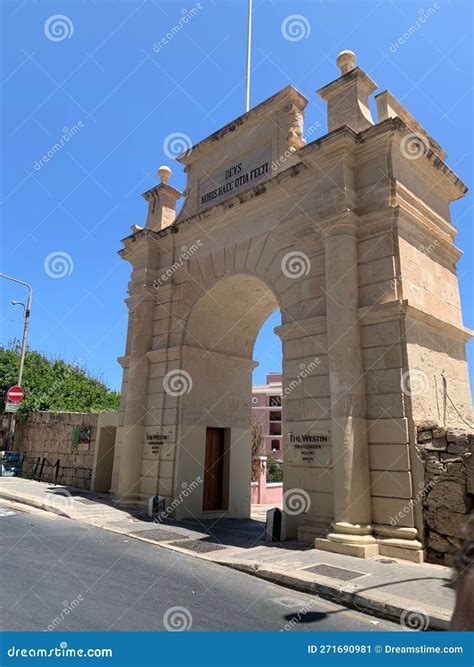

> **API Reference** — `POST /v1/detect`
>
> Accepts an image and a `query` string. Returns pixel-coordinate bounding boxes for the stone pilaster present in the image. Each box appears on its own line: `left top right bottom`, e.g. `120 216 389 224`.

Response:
315 212 378 557
117 289 155 501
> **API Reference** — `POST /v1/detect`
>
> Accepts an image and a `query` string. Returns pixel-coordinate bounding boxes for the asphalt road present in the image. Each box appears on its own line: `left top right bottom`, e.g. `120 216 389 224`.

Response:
0 502 399 632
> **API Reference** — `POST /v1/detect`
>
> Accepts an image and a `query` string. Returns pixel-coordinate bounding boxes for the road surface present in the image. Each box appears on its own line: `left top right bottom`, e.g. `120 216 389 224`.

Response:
0 502 399 632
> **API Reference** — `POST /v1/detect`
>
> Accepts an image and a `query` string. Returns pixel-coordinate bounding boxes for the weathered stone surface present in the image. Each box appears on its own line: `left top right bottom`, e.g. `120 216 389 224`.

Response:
425 509 469 537
15 411 101 490
426 481 469 513
423 437 447 451
440 453 463 463
467 452 474 495
446 428 469 446
447 442 470 456
432 427 447 438
417 421 438 433
418 431 433 443
438 461 465 482
428 531 454 553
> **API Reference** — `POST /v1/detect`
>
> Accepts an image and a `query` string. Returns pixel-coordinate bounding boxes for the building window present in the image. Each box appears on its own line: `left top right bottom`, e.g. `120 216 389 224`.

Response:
269 396 281 407
271 439 280 451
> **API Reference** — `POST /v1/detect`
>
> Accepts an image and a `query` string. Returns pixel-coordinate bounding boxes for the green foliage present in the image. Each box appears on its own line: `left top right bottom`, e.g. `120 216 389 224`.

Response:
251 416 264 481
0 341 120 418
266 455 283 483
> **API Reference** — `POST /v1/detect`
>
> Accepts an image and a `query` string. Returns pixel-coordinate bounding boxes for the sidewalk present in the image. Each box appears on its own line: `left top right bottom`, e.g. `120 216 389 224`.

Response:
0 477 454 630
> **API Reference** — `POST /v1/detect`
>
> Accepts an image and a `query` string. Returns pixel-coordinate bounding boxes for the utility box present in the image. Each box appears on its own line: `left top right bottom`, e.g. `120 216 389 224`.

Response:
148 495 166 522
266 507 283 542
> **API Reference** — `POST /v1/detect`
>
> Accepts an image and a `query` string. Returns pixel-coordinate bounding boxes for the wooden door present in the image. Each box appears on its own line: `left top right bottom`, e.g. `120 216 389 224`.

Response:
202 428 224 511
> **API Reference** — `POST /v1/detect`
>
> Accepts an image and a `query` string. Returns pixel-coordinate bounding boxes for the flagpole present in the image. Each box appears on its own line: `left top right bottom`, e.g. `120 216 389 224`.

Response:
245 0 252 112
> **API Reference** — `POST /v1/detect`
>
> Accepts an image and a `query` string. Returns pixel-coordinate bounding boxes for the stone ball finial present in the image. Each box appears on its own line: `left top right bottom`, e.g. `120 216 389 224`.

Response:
158 165 172 184
336 50 356 75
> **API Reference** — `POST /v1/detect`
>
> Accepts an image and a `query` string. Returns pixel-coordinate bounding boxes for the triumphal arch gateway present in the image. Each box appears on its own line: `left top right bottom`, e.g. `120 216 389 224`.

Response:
110 52 472 562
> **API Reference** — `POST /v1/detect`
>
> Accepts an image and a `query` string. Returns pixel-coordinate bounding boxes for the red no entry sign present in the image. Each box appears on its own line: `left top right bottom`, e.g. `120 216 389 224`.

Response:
7 386 24 403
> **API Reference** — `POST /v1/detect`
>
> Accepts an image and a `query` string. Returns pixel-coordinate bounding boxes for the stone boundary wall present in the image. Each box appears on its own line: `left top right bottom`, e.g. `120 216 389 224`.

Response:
416 421 473 565
16 412 98 489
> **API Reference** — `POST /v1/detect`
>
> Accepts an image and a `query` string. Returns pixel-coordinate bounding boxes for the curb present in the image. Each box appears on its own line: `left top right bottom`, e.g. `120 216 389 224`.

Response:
219 561 450 631
0 489 71 519
0 489 451 631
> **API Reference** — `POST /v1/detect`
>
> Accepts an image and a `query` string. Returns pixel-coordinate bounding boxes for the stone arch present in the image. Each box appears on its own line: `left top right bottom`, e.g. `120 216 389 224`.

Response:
175 271 281 519
184 272 280 358
112 59 470 563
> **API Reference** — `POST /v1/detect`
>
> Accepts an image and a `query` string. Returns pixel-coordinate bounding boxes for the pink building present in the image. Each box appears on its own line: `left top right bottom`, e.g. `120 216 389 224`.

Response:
251 372 283 460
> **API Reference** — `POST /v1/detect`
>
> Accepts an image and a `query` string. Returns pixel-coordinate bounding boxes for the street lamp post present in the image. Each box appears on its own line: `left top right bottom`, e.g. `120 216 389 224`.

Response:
0 273 33 449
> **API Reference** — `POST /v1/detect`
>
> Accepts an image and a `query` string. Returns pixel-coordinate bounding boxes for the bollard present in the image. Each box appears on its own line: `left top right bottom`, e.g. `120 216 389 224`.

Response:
266 507 282 542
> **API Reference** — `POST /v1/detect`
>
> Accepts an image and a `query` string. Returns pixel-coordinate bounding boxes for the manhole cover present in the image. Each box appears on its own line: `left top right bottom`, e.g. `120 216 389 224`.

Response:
302 564 366 581
132 529 189 542
169 539 228 554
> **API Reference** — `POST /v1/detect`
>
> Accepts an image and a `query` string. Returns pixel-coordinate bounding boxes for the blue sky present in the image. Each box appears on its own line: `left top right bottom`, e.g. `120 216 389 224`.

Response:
1 0 472 391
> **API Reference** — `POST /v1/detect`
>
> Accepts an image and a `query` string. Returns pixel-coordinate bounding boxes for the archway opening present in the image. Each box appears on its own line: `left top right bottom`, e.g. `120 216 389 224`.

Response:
179 274 282 520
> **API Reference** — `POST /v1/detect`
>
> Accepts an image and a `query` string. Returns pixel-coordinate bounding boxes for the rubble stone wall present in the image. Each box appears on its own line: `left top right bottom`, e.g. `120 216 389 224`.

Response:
16 412 98 489
417 421 473 565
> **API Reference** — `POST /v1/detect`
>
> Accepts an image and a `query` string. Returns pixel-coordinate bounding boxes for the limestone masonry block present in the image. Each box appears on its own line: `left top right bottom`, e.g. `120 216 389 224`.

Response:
426 480 469 514
446 428 469 446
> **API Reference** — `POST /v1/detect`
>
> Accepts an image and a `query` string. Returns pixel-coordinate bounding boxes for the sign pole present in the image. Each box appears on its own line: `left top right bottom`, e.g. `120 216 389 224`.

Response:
245 0 252 112
0 274 32 450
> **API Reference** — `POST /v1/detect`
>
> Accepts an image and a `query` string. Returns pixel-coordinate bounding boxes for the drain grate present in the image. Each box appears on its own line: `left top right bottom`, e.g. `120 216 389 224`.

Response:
132 529 189 542
169 539 228 554
302 564 366 581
